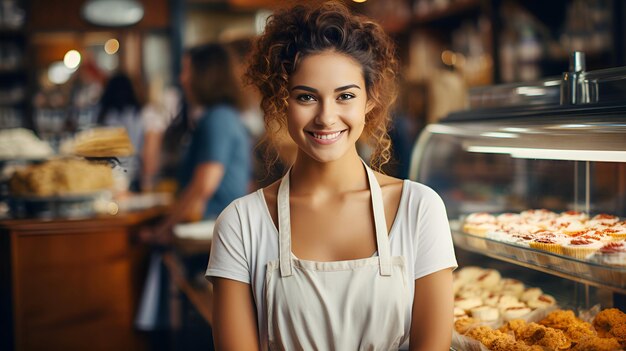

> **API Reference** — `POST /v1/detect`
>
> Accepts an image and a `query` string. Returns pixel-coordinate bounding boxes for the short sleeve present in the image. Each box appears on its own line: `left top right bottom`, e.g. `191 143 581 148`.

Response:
413 186 458 280
194 107 238 164
206 201 250 284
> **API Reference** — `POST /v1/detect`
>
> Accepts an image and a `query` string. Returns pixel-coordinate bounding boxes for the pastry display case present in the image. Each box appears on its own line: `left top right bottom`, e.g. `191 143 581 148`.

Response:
410 52 626 309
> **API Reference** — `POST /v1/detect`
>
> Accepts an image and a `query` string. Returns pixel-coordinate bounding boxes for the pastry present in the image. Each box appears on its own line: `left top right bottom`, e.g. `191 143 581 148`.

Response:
9 158 113 196
454 296 483 311
521 287 543 302
562 237 603 259
470 305 500 322
502 306 532 321
527 294 556 309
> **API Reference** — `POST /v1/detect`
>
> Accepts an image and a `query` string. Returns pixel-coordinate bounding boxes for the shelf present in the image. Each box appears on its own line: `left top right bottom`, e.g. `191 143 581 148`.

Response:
450 227 626 294
413 0 481 25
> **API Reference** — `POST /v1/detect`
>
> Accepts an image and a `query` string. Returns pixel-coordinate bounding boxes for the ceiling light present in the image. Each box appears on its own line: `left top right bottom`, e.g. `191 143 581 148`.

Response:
82 0 144 27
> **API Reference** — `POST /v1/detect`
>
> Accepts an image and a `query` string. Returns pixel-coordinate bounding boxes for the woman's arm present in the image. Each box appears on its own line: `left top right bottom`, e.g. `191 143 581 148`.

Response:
140 130 163 192
142 162 224 243
409 267 455 351
212 277 260 351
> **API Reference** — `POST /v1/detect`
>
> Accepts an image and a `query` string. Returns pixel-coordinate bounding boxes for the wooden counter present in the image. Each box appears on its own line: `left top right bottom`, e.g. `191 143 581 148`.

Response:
0 207 167 351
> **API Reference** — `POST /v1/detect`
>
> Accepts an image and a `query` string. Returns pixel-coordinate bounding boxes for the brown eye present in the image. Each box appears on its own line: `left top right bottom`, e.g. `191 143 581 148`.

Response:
337 93 355 101
296 94 316 102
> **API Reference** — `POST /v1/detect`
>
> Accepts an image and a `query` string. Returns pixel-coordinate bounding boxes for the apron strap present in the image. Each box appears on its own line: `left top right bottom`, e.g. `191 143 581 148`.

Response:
277 170 293 277
363 160 392 276
276 160 392 277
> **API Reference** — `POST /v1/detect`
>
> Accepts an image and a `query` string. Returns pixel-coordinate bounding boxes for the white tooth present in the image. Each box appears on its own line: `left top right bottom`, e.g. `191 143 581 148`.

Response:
313 131 341 140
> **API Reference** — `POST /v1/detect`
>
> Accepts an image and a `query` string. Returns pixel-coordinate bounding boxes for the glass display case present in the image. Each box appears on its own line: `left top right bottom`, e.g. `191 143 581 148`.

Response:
410 52 626 310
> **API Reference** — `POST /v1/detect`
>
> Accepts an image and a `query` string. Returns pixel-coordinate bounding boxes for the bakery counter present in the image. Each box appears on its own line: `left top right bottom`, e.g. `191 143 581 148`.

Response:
0 204 169 351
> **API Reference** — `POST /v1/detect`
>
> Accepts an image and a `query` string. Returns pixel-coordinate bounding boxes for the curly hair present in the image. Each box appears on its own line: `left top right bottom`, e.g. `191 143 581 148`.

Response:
245 1 398 171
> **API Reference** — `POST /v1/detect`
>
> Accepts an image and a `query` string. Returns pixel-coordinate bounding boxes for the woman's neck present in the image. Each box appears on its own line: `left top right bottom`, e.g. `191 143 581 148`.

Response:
289 149 368 197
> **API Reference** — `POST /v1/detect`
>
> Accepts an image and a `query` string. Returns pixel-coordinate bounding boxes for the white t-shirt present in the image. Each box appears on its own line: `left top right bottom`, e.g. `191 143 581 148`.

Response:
206 179 458 348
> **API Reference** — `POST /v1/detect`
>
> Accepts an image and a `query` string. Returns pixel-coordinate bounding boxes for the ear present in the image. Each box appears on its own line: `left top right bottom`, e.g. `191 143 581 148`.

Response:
365 100 375 114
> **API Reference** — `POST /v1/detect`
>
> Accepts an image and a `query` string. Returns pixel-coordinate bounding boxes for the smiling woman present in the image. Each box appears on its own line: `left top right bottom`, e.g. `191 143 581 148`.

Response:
286 52 371 163
207 2 458 351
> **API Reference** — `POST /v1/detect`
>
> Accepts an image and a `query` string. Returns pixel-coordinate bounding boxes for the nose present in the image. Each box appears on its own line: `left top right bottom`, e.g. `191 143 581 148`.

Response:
314 99 338 127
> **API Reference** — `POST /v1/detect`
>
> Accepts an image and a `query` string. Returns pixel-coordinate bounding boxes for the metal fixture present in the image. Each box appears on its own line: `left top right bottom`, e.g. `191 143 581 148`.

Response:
560 51 598 105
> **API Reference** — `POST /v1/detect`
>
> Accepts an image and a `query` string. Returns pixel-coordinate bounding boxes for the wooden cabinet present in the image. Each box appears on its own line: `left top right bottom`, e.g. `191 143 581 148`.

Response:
0 208 165 351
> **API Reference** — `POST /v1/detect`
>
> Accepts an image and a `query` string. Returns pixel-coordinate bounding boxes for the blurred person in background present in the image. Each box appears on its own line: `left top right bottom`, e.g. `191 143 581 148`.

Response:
145 42 251 237
138 42 251 350
97 72 144 191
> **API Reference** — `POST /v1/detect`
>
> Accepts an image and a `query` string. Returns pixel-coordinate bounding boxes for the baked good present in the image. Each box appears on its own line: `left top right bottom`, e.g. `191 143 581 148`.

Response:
470 305 500 322
499 278 525 297
0 128 53 159
569 336 622 351
453 307 467 320
61 127 134 157
476 269 501 290
562 237 604 259
595 241 626 266
589 214 621 227
521 287 543 302
454 296 483 311
502 306 533 321
514 322 572 350
9 158 113 196
526 294 556 309
593 308 626 346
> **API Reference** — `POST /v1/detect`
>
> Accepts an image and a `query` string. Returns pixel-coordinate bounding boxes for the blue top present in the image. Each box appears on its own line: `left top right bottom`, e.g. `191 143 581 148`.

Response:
178 104 251 219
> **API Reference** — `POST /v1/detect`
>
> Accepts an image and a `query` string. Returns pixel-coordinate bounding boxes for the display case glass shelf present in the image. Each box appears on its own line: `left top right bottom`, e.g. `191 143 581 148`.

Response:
411 54 626 304
450 222 626 294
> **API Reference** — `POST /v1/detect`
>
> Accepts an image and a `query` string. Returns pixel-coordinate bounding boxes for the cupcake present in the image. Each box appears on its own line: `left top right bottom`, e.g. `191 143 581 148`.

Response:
496 213 521 224
530 236 564 255
562 237 604 260
595 241 626 266
561 220 589 236
463 213 497 236
521 209 558 222
588 213 620 227
602 224 626 240
559 210 589 222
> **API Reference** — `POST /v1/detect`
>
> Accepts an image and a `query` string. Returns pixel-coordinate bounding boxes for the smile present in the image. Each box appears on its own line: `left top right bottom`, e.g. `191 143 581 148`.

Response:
306 130 346 144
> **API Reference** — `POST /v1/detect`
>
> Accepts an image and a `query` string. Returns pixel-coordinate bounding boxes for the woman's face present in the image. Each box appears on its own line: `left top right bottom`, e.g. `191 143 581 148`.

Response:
287 51 372 164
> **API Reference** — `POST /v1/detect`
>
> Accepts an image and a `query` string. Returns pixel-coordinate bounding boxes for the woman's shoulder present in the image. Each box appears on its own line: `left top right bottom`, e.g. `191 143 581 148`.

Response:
217 190 266 222
400 179 447 211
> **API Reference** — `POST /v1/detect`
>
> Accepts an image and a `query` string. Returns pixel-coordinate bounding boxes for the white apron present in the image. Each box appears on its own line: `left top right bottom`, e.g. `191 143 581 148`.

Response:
264 162 411 351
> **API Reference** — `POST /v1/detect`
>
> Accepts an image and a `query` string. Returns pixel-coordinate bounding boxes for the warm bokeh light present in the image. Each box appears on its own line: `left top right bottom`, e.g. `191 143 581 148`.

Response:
63 50 81 69
352 0 367 2
104 38 120 55
441 50 457 66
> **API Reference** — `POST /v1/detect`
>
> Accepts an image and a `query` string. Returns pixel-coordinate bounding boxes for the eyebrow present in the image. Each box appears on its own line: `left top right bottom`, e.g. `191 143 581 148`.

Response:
290 84 361 93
